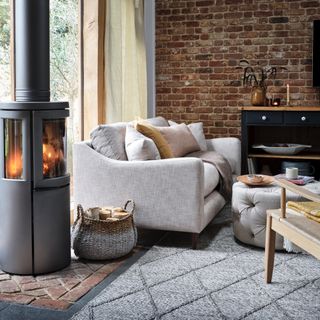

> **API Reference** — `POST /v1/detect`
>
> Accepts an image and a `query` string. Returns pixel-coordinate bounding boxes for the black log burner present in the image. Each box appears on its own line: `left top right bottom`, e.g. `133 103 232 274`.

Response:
0 0 71 274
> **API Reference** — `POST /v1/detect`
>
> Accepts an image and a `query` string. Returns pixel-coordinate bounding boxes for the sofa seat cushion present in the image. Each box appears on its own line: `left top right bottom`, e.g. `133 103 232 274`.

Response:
203 162 220 197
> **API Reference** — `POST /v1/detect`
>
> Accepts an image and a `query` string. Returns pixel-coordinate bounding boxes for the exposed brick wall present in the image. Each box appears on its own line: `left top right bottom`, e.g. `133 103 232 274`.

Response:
155 0 320 138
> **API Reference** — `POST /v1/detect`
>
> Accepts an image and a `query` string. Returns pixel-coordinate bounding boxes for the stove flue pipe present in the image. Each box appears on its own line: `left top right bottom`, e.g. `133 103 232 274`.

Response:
14 0 50 102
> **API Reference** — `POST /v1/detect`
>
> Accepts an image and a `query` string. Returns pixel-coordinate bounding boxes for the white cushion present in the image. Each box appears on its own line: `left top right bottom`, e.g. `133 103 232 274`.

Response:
203 163 220 197
125 125 160 161
168 120 207 151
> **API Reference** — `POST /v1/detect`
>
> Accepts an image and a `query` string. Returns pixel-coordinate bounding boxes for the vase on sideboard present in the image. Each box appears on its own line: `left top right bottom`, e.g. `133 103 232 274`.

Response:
251 86 266 106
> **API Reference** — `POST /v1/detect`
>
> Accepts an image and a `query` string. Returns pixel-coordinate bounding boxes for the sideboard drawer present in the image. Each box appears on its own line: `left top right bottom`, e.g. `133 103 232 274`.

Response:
284 112 320 125
246 111 283 124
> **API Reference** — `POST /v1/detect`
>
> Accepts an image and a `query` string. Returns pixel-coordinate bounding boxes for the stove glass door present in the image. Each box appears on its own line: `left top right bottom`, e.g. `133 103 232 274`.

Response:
42 119 66 179
0 110 30 181
4 119 23 179
33 109 69 188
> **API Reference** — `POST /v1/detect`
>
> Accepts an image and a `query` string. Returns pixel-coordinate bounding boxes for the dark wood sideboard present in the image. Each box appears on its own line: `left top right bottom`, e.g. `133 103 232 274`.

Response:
240 106 320 177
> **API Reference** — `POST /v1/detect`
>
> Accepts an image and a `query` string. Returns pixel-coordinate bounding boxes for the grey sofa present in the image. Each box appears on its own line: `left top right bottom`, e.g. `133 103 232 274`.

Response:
73 131 241 248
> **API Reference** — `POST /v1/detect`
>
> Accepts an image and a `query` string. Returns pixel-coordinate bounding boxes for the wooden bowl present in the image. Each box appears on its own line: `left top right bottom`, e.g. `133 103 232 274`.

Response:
237 174 275 186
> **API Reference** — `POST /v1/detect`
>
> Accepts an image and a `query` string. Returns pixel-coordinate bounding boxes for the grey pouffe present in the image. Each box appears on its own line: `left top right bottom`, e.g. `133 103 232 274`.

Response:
232 181 320 249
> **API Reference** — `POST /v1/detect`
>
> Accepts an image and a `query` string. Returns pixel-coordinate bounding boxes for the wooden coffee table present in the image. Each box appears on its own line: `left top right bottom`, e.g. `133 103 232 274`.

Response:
264 179 320 283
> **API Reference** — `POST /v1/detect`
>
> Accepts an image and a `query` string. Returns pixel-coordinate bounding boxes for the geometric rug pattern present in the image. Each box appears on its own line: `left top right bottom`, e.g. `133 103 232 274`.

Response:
72 222 320 319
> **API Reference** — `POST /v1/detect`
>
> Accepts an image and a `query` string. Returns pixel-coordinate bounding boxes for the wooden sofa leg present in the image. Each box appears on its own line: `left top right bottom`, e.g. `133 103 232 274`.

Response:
192 233 199 250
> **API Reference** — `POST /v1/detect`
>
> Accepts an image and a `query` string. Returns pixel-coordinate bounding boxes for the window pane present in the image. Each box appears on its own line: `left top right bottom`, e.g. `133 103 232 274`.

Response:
50 0 80 176
0 0 11 100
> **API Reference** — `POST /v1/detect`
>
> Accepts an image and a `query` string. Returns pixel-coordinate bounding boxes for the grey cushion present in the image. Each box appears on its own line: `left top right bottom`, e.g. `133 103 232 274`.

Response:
90 122 127 160
125 125 160 161
203 163 219 197
168 120 207 151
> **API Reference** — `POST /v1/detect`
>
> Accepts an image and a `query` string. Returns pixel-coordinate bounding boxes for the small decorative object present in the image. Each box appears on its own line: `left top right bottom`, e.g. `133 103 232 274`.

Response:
286 83 290 106
252 143 311 155
71 200 137 260
235 60 288 106
237 174 274 186
251 86 266 106
247 174 264 183
271 97 281 106
285 167 299 180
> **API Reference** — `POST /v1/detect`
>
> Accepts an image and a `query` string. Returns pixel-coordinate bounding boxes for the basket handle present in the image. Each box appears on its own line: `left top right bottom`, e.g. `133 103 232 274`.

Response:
124 200 135 214
75 204 85 224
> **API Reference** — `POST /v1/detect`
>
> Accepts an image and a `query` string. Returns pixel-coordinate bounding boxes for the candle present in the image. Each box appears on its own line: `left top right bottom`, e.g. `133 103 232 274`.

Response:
286 84 290 106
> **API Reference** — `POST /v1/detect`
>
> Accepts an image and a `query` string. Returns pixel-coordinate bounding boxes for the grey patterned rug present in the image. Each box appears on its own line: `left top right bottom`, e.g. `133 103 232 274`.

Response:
72 216 320 319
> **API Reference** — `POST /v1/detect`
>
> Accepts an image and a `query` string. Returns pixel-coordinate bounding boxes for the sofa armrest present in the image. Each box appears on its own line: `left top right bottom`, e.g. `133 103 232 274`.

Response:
206 137 241 176
73 142 205 233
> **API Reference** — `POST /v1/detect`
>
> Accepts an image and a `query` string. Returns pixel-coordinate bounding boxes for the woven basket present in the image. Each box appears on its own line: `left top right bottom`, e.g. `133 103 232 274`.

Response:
71 200 137 260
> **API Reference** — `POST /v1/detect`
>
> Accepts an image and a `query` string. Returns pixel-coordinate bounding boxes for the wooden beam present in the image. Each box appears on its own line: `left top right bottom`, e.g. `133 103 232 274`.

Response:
81 0 106 139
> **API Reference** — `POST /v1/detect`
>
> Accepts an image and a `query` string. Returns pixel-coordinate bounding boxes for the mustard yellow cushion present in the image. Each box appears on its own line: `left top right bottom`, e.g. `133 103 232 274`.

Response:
135 122 174 159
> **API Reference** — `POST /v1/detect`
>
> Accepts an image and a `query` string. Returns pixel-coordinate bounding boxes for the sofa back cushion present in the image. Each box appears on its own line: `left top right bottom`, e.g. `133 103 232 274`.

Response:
90 122 128 160
144 116 169 127
90 117 168 160
125 125 160 161
168 120 207 151
158 123 200 157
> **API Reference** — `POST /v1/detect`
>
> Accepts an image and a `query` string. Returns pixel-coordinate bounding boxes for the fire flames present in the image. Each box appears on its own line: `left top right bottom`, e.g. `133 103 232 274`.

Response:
43 143 64 177
6 150 23 179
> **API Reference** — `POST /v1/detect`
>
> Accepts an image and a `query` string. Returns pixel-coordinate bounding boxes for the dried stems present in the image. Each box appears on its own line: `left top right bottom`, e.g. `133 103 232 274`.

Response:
236 59 287 88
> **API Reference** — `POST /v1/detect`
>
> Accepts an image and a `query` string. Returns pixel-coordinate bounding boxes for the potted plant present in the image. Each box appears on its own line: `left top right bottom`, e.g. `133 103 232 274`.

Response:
236 60 287 106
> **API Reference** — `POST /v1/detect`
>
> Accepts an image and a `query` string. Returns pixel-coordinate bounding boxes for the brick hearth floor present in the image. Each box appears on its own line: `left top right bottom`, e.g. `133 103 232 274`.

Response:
0 250 141 310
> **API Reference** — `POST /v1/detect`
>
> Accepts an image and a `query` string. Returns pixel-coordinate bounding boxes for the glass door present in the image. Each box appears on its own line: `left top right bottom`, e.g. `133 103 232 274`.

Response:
0 111 30 181
42 118 67 179
33 110 70 188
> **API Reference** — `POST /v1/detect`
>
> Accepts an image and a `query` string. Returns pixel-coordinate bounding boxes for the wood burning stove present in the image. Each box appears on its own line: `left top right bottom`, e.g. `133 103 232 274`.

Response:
0 0 70 274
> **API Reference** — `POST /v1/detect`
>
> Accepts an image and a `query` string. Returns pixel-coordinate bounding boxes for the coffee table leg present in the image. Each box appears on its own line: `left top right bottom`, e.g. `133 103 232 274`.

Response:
265 213 276 283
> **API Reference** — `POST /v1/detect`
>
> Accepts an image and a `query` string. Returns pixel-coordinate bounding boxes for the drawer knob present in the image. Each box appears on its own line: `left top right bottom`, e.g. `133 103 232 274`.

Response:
301 116 306 121
261 115 267 121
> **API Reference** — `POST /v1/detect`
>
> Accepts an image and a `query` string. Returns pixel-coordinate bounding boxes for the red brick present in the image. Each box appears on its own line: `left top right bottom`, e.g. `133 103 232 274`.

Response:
0 274 10 281
60 285 91 302
31 298 71 310
45 286 68 300
0 294 35 304
21 282 42 291
60 277 81 290
0 280 20 293
12 275 35 285
23 289 48 297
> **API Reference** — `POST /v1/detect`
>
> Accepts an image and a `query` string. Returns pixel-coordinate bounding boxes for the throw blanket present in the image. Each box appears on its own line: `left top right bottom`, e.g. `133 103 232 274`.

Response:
287 201 320 223
188 151 233 200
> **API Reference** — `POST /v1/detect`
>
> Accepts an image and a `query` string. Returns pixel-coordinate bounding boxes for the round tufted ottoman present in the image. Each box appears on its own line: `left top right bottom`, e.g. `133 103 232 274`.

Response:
232 181 320 249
